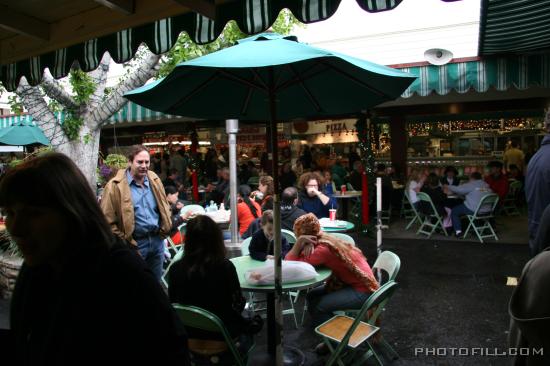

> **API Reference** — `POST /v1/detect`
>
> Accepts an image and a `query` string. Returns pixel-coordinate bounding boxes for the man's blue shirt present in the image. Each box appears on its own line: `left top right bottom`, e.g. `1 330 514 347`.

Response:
126 170 160 236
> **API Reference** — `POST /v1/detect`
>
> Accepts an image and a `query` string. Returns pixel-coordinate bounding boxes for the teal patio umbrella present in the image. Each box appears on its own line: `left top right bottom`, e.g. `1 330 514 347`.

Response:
0 123 50 146
126 32 415 365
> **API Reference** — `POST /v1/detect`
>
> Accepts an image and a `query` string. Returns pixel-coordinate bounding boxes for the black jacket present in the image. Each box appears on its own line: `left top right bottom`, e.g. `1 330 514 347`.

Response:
281 205 307 231
249 229 290 261
8 239 189 366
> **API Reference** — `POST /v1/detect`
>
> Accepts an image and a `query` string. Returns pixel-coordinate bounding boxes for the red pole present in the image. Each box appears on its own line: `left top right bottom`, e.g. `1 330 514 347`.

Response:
361 171 369 224
192 172 199 202
190 125 199 203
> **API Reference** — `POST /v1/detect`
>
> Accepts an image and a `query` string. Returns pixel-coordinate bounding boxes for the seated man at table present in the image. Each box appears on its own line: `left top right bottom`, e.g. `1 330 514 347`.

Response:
249 210 290 261
444 172 493 238
281 187 308 231
297 172 337 219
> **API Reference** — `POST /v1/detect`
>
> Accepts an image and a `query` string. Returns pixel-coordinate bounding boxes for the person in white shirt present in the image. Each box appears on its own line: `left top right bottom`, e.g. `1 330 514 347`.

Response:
406 168 426 208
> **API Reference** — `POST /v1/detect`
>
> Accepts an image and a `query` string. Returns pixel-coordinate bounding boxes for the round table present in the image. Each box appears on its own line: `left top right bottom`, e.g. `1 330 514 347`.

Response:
230 256 331 365
321 220 355 233
332 191 362 220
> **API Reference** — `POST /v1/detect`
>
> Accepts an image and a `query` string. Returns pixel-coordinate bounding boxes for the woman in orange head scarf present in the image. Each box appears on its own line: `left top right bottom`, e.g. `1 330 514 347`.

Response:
285 213 379 327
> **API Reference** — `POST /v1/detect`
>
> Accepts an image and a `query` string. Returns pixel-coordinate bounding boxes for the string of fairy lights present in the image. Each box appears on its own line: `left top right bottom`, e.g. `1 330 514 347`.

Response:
407 117 544 136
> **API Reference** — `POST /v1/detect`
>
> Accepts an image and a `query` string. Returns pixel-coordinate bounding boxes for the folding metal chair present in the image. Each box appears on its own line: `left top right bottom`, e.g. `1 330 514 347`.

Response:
463 193 500 243
173 304 254 366
403 191 422 230
501 180 522 216
415 192 448 238
315 281 399 366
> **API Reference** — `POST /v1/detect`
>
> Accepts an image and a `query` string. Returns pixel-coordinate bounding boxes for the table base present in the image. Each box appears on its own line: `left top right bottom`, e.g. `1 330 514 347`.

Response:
248 345 305 366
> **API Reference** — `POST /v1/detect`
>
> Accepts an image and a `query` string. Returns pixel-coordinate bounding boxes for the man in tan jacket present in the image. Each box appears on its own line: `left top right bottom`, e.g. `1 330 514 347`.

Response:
101 145 171 280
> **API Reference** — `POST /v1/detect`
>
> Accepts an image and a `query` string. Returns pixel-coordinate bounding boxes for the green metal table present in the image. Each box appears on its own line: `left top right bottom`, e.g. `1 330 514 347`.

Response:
230 256 331 365
321 220 355 233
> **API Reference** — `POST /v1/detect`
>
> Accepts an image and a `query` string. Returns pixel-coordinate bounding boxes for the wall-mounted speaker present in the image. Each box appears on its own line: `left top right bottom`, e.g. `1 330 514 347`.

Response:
424 48 454 66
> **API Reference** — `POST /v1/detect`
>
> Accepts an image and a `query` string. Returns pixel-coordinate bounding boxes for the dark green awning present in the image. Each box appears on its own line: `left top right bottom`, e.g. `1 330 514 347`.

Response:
398 53 550 97
478 0 550 56
0 0 457 91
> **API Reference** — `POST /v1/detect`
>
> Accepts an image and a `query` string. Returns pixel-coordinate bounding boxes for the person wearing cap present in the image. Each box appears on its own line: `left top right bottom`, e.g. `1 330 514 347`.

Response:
526 110 550 257
485 161 509 202
440 166 459 187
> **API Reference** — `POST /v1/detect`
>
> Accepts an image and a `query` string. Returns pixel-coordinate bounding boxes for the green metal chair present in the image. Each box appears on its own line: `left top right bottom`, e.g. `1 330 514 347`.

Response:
315 281 399 366
327 232 355 245
281 229 297 245
501 180 522 216
371 251 401 361
463 193 500 243
161 247 185 288
240 237 251 256
415 192 448 238
373 250 401 285
403 191 422 230
172 304 254 366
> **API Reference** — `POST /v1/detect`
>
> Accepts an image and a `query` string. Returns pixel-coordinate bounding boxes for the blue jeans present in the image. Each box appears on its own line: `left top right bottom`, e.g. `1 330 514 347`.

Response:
136 234 165 281
306 285 370 327
451 204 474 233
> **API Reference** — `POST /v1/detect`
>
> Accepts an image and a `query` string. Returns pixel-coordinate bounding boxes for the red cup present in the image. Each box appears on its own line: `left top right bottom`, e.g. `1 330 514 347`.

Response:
341 185 347 194
329 209 337 221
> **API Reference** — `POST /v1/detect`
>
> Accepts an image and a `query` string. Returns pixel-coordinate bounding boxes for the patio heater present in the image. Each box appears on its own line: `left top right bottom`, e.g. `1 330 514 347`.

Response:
226 119 240 244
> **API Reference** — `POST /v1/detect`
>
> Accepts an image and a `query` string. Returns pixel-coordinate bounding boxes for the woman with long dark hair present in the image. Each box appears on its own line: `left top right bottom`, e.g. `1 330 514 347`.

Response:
0 153 188 365
237 184 261 237
168 216 262 361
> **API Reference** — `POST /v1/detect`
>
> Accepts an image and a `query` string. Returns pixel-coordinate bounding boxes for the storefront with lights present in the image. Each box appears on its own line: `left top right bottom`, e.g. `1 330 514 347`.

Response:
368 54 550 179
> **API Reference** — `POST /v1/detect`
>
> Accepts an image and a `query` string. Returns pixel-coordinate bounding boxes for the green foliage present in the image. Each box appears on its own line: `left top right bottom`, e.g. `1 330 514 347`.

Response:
104 153 128 169
7 145 52 168
83 133 92 144
69 69 96 104
158 9 302 77
62 113 84 141
48 99 63 113
7 95 24 115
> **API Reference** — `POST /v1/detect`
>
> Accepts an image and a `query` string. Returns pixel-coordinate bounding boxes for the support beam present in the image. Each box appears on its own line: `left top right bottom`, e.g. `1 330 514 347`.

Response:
94 0 135 15
172 0 216 19
0 5 50 41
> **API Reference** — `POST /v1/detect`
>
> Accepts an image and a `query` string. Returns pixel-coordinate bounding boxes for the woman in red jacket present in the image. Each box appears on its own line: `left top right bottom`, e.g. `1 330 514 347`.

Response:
285 213 379 327
237 185 261 237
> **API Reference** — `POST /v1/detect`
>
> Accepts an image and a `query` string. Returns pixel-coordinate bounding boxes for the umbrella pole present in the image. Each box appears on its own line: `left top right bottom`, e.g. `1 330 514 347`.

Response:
269 69 284 366
226 119 240 244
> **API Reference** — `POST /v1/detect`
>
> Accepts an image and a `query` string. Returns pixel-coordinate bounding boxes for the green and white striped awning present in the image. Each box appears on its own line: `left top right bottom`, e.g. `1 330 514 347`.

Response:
3 53 549 130
479 0 550 56
0 0 458 91
0 102 179 130
0 114 35 129
398 53 550 97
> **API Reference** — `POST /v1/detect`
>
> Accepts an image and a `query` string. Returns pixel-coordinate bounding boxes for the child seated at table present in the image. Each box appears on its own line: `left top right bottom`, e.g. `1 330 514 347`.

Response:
249 210 290 261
